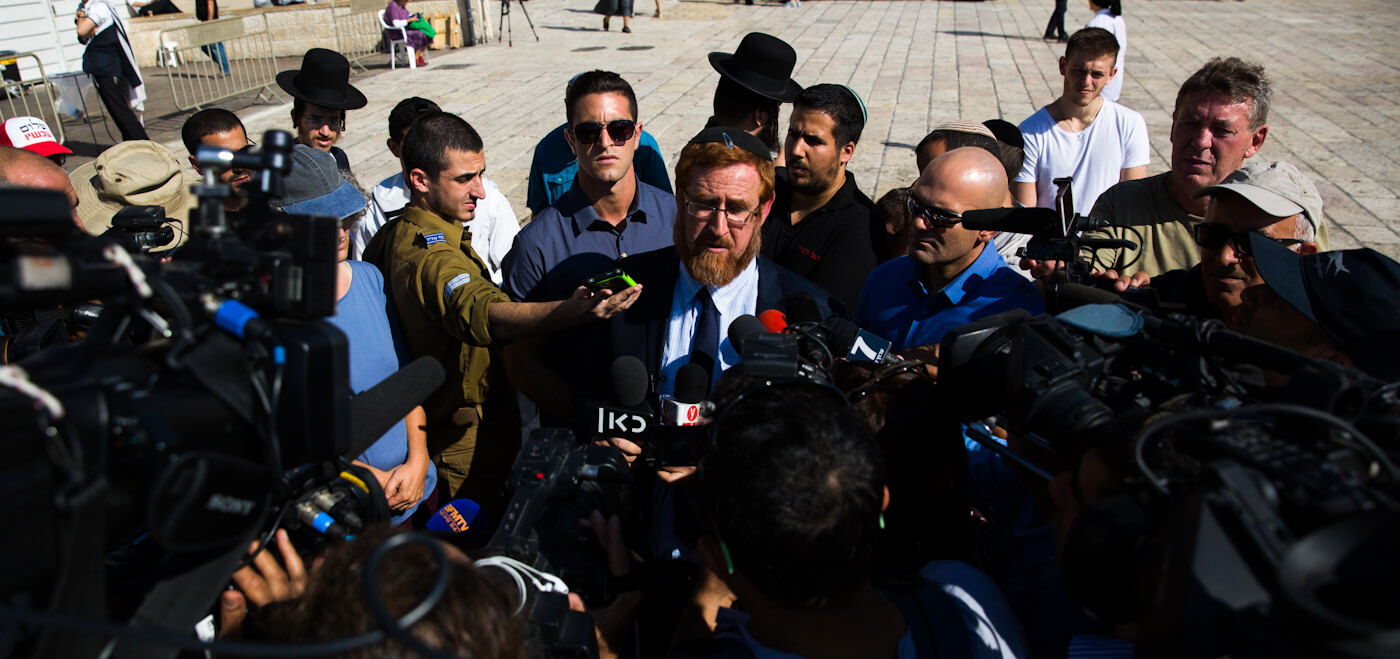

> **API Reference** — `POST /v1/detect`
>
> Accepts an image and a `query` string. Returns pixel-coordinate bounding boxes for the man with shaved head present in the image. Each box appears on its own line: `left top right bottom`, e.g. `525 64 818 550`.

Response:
854 147 1043 349
0 145 80 227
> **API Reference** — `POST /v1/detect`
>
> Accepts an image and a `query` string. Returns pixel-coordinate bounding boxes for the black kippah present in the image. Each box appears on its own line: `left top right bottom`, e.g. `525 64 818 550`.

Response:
687 126 772 162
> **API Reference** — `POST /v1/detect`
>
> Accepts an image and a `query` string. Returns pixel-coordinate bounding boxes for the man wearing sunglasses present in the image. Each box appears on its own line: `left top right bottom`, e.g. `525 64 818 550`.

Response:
1134 161 1323 329
855 148 1043 350
503 71 677 420
180 108 253 213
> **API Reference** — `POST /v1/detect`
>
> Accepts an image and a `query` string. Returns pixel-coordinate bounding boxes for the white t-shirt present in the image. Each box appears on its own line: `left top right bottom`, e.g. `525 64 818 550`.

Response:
1015 99 1149 218
358 172 520 285
1085 9 1127 102
83 0 118 33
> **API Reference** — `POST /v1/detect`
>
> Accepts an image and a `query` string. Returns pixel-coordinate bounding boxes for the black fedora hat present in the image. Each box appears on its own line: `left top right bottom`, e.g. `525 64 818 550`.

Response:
276 48 368 111
708 33 802 103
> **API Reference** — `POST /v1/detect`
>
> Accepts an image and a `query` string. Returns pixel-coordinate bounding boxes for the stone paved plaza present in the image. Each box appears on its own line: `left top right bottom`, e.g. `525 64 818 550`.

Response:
162 0 1400 257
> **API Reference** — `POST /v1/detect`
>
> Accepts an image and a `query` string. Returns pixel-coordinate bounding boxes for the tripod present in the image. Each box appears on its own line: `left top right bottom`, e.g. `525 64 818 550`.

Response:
499 0 539 47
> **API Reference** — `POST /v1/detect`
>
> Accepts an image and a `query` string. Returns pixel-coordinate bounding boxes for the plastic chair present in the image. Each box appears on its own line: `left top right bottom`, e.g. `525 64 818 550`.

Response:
378 8 417 70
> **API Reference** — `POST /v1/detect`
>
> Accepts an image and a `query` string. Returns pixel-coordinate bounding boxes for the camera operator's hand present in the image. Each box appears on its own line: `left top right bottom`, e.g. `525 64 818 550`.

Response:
1019 257 1063 282
384 455 429 511
566 284 643 321
894 343 941 380
594 435 642 466
219 529 308 638
1092 268 1151 293
569 510 643 659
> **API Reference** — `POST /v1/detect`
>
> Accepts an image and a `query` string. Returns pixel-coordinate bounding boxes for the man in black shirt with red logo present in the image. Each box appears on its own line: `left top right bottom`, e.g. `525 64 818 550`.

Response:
761 84 878 310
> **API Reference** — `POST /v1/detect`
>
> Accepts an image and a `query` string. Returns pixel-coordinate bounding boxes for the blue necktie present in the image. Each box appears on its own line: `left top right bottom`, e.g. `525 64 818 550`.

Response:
689 287 719 379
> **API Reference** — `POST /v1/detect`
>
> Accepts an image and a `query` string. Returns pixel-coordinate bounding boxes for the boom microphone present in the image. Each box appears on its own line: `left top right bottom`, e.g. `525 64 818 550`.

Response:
347 356 446 459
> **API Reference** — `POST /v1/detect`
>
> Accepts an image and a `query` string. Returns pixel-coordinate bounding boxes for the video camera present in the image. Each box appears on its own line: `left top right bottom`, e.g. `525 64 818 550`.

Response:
962 176 1150 312
936 298 1400 657
0 131 443 659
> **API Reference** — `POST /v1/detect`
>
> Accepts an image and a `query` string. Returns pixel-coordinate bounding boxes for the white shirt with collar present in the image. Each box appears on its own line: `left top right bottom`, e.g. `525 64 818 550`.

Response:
659 257 760 396
356 172 519 285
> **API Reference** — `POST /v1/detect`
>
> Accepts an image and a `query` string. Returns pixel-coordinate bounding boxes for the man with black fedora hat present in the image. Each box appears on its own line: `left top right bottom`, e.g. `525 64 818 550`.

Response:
707 32 803 167
277 48 368 173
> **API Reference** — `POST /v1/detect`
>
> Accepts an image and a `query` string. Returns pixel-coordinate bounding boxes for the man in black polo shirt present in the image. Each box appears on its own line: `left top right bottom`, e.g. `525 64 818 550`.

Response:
762 84 878 310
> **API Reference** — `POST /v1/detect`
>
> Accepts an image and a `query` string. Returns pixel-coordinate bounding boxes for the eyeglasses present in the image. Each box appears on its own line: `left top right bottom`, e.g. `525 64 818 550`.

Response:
1192 223 1306 256
685 200 760 229
299 112 344 132
570 119 637 145
905 193 963 228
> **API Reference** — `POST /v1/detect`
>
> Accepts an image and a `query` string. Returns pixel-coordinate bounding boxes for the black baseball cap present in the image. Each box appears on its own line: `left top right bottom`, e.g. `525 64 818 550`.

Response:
688 126 773 162
1249 233 1400 378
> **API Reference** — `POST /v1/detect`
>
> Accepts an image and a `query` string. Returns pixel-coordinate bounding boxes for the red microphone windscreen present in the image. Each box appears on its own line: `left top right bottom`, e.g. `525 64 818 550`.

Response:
758 308 789 333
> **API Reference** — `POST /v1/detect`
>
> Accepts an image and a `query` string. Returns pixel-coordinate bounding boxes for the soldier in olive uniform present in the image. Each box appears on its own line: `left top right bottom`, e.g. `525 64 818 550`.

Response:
363 112 641 515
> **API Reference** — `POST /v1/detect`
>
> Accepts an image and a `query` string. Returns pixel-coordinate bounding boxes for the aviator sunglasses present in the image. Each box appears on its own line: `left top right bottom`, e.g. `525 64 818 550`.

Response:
1192 223 1306 256
570 119 637 145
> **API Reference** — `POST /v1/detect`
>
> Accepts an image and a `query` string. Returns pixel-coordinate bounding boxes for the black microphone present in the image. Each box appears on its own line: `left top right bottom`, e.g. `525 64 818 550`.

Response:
593 355 658 437
961 207 1061 234
727 313 767 355
346 356 446 459
822 317 899 364
785 290 823 326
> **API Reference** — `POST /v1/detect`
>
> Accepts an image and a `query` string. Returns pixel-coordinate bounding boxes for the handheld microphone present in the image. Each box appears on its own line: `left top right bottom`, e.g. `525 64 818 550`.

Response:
347 356 447 459
426 498 482 534
727 314 768 354
758 308 789 333
823 317 899 364
661 362 710 426
593 355 658 437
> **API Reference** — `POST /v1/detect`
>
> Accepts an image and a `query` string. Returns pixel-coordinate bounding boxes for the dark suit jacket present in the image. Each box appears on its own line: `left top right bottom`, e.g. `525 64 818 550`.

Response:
564 247 844 411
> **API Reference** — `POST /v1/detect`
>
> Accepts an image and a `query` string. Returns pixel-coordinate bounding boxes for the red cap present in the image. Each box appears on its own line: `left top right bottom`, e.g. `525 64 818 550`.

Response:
1 116 72 158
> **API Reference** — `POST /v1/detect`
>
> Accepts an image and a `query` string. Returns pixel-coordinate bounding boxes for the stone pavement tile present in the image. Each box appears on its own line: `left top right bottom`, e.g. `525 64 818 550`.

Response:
115 0 1397 254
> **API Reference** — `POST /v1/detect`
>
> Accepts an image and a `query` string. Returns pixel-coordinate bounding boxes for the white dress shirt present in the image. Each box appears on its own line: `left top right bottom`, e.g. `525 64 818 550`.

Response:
659 257 760 396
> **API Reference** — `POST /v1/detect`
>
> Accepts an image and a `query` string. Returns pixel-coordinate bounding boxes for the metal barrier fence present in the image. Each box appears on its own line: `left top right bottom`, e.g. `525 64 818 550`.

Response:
0 52 114 146
157 13 281 113
335 0 390 72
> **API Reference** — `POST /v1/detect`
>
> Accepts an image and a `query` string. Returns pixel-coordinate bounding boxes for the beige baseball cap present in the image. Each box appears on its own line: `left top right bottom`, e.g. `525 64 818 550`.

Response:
70 140 195 252
1194 160 1325 233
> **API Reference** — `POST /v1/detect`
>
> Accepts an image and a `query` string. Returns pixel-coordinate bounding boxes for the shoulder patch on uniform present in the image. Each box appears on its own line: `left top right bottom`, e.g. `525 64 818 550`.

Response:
424 232 446 245
444 273 472 302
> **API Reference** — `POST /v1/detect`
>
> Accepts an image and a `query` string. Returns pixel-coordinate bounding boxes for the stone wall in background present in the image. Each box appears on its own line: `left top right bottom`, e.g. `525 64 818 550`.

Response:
124 0 462 69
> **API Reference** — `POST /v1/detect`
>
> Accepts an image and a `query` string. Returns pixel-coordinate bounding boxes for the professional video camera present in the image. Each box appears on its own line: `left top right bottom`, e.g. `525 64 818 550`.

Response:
0 131 443 659
962 176 1150 312
936 298 1400 658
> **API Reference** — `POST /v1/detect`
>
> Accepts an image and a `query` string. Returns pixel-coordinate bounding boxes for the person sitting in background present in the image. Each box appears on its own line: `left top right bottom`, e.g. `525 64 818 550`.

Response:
385 0 431 68
271 144 435 526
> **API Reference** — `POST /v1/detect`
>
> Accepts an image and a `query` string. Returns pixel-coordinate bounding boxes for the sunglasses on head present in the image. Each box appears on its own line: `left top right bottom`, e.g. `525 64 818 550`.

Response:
571 119 637 145
1192 223 1306 256
905 192 963 228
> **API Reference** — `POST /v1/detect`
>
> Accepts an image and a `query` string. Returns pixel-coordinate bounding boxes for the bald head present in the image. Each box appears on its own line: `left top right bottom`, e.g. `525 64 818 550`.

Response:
914 146 1007 211
0 146 78 223
906 147 1010 280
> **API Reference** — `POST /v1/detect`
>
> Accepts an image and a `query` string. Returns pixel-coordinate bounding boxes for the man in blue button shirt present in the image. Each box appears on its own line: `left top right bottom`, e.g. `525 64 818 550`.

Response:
855 147 1044 349
502 70 678 419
